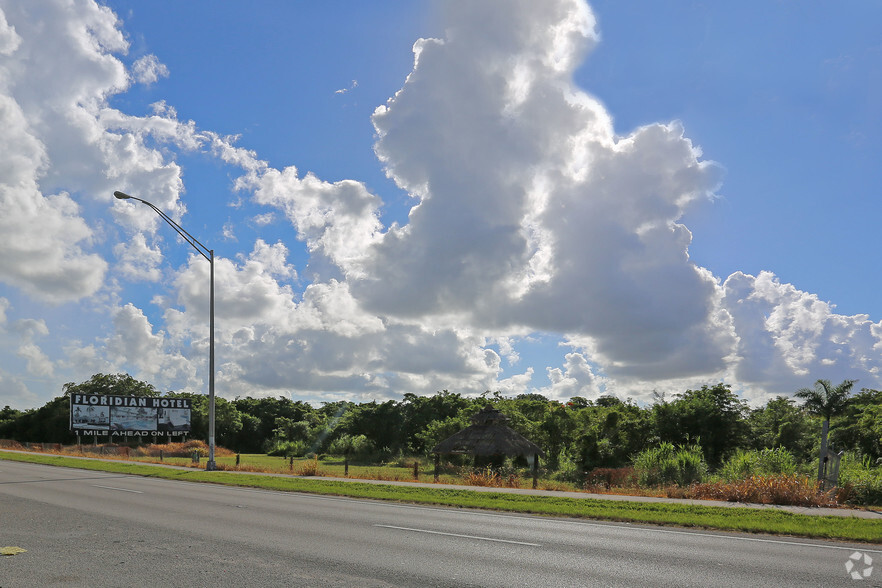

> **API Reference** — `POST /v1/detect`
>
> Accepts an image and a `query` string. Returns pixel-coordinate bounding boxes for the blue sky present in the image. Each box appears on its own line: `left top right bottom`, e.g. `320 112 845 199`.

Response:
1 0 880 410
587 2 882 318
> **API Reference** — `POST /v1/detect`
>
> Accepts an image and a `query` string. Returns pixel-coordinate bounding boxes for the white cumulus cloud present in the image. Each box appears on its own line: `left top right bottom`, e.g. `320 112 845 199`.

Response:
1 0 880 409
131 54 168 85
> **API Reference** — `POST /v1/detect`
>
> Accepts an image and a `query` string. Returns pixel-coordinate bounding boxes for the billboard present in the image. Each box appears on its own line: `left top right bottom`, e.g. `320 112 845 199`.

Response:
70 394 191 439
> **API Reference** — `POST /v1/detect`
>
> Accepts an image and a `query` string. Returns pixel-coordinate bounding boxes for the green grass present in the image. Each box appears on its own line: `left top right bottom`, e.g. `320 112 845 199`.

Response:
130 452 467 484
3 451 881 543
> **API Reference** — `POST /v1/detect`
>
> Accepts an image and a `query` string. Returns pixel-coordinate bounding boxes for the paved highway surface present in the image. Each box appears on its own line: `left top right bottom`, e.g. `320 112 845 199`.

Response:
0 460 879 587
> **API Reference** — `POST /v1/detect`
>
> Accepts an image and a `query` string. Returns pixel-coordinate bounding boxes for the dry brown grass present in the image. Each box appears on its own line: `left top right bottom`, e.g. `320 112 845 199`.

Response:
7 440 235 463
536 480 579 492
2 443 855 508
581 486 670 498
583 467 638 491
294 455 321 476
463 468 522 488
344 470 426 482
215 463 272 473
136 440 236 457
686 475 838 507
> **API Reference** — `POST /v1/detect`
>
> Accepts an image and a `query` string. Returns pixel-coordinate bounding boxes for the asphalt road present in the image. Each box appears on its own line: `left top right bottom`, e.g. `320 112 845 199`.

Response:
0 460 879 587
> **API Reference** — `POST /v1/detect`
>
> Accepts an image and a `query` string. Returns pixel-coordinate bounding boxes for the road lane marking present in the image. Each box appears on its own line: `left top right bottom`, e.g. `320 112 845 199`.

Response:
374 524 541 546
229 488 882 554
608 525 882 554
51 474 872 555
280 493 879 552
92 485 143 494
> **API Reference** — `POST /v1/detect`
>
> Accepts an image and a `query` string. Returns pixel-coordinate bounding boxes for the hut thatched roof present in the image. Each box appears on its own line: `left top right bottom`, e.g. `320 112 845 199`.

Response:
431 406 545 457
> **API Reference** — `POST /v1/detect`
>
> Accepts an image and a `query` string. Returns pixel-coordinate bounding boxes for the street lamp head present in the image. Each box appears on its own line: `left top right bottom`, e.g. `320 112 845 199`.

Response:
113 191 132 200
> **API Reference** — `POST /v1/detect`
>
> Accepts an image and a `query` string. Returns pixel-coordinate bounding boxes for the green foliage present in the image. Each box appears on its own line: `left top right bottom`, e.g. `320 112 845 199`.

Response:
327 434 374 458
572 400 651 472
0 406 22 428
652 383 748 467
489 393 552 450
399 391 478 454
746 396 815 461
6 372 880 496
414 415 471 454
539 404 577 469
795 378 857 480
552 452 588 484
838 452 882 506
232 396 321 453
0 396 75 444
716 448 799 482
633 442 708 487
272 418 311 443
63 373 161 397
795 378 856 421
266 440 309 457
6 452 881 543
337 400 404 454
830 389 882 462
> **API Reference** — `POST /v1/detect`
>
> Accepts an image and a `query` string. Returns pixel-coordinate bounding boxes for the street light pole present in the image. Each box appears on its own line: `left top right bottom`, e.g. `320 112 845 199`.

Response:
114 191 217 471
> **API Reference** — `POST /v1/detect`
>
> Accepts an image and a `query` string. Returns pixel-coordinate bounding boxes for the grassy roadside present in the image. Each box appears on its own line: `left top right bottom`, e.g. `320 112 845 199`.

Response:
3 451 880 544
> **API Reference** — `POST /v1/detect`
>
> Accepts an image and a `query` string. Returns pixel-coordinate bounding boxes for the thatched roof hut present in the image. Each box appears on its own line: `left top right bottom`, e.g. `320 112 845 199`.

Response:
431 405 545 458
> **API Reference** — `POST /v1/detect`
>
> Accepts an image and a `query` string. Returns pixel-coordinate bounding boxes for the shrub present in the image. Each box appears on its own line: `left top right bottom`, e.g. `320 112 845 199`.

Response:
296 455 320 476
633 442 707 487
837 453 882 506
266 440 308 457
327 434 375 459
716 448 798 482
551 453 583 484
584 467 637 490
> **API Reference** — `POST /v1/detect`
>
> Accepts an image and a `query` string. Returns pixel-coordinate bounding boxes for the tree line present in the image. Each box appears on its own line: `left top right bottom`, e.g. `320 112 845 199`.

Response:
2 373 880 477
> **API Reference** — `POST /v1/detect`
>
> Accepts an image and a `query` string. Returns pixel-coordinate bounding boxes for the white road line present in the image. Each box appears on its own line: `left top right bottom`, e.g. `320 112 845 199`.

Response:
92 485 143 494
612 524 882 554
374 524 541 547
262 494 882 553
81 478 882 554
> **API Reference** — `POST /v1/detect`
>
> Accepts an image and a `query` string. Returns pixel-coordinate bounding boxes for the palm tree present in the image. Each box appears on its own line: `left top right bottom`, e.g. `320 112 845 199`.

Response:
795 378 856 482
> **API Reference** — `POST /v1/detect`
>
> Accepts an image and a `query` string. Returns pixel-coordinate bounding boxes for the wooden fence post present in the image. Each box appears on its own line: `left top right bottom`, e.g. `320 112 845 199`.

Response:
532 453 539 489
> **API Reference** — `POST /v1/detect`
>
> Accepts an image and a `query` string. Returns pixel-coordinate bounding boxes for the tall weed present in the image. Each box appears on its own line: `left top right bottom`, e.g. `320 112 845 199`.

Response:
688 475 836 507
295 455 321 476
463 466 521 488
633 442 707 487
837 452 882 506
716 448 798 482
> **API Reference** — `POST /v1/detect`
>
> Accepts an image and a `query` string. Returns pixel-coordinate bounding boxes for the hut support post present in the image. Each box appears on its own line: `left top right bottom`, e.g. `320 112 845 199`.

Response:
434 454 440 482
532 453 539 489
